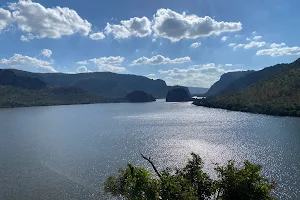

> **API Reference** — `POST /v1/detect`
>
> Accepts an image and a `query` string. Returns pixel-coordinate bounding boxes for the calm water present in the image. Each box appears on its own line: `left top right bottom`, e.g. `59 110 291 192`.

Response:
0 100 300 200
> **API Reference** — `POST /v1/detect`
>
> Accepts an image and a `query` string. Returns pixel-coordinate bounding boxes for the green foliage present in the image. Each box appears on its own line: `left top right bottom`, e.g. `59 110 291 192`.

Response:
104 153 275 200
0 85 118 108
194 59 300 117
166 87 191 102
215 161 275 200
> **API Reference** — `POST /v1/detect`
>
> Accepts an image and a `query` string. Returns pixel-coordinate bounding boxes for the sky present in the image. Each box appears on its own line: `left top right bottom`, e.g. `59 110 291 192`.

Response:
0 0 300 88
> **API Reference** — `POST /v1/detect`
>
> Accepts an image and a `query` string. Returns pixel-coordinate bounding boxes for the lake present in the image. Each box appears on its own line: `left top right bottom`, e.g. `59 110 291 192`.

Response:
0 100 300 199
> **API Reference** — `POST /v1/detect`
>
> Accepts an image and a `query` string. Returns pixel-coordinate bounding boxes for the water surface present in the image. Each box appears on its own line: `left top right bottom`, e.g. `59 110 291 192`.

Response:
0 100 299 199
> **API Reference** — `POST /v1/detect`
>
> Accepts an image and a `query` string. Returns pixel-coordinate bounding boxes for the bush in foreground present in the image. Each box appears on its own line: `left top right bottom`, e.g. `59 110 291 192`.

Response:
104 153 275 200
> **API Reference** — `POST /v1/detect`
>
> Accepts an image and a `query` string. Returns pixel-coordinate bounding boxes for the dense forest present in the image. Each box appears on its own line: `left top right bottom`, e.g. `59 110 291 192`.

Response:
194 58 300 117
0 85 114 108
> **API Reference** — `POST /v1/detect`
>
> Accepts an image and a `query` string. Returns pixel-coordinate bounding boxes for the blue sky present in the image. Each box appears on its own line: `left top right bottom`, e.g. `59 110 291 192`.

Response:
0 0 299 87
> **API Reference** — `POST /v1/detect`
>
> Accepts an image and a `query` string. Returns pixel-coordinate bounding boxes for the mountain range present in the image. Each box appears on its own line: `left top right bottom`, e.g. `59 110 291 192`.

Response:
11 69 168 99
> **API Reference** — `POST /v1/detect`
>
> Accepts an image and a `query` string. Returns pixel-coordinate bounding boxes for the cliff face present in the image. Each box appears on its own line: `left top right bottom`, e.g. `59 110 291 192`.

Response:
166 87 191 102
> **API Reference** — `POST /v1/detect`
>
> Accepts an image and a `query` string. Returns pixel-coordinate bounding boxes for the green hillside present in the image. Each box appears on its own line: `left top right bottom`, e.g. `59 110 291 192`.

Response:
194 59 300 117
206 71 254 97
0 86 114 108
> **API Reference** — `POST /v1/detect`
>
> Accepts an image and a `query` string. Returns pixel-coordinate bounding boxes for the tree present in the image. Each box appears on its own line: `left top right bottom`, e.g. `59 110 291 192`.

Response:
104 153 275 200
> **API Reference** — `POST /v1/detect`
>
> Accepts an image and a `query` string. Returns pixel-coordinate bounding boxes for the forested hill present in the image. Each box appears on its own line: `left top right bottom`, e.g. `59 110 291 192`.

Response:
0 69 47 90
11 70 168 98
194 58 300 117
205 71 254 97
0 69 118 108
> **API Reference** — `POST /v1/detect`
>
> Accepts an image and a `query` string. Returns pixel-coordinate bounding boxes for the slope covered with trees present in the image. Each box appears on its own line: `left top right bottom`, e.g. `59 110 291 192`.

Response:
194 59 300 117
205 71 254 97
12 69 168 98
0 86 112 108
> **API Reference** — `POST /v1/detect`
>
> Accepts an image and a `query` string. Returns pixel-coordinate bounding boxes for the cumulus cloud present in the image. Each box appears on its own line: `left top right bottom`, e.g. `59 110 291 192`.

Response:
233 43 245 50
221 36 227 41
89 32 105 40
158 63 242 87
224 64 233 67
270 42 286 48
253 36 262 40
89 56 125 65
131 55 191 66
146 73 156 78
0 53 56 72
152 8 242 42
231 41 266 50
4 0 91 40
76 66 92 73
244 41 266 49
98 64 125 73
0 8 12 31
190 42 201 48
41 49 52 58
105 16 152 39
77 60 88 65
77 56 125 73
256 46 300 57
246 37 250 41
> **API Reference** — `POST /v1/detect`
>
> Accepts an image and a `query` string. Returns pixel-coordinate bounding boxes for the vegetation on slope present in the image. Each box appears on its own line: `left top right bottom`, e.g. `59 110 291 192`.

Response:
0 69 47 90
104 153 275 200
166 87 191 102
206 71 254 97
12 69 169 98
0 86 114 108
73 79 131 98
194 62 300 117
125 91 156 103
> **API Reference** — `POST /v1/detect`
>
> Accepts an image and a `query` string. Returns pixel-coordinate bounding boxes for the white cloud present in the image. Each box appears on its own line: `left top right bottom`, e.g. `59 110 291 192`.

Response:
89 56 125 65
252 31 257 35
270 42 286 48
105 16 152 39
41 49 52 58
233 43 245 50
89 32 105 40
231 41 266 50
244 41 266 49
76 66 91 73
256 46 300 57
253 36 262 40
77 56 125 73
146 73 156 79
221 36 227 42
190 42 201 48
77 60 88 65
0 53 56 72
246 37 250 41
6 0 91 40
98 64 125 73
0 8 12 31
131 55 191 66
224 64 233 67
152 8 242 42
158 63 242 87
